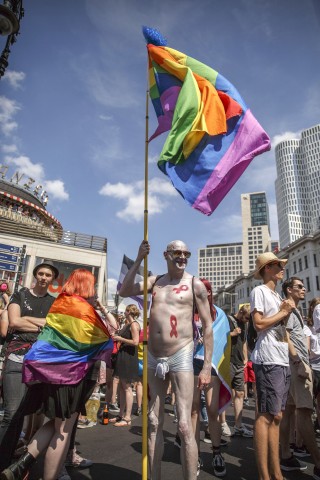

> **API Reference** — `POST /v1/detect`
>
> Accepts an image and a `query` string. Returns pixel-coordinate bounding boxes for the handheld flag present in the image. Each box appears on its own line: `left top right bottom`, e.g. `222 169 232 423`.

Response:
23 293 113 385
143 26 271 215
117 254 152 311
194 305 232 413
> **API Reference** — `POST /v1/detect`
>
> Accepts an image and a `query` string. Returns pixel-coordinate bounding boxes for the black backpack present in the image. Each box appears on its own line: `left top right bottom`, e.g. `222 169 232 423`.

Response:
246 314 257 352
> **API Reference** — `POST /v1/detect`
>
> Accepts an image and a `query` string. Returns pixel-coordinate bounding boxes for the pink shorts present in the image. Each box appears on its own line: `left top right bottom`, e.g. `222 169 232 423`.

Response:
244 361 256 383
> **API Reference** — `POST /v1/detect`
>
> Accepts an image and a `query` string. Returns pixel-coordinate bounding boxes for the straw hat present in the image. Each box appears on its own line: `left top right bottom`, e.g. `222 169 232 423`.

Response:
254 252 288 279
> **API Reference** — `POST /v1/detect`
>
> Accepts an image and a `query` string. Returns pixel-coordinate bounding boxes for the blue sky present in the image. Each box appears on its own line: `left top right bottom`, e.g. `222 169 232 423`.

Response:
1 0 320 298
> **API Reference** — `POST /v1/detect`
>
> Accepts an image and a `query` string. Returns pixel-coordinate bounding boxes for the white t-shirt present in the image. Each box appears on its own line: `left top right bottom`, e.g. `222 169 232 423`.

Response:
250 284 289 366
304 324 320 371
313 305 320 332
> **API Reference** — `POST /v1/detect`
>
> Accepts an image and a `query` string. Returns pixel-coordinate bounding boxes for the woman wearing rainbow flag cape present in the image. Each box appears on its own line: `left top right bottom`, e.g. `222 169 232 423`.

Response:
0 269 116 480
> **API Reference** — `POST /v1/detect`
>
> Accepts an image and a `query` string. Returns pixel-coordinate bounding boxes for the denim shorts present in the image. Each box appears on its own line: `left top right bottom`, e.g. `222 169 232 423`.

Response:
254 363 290 415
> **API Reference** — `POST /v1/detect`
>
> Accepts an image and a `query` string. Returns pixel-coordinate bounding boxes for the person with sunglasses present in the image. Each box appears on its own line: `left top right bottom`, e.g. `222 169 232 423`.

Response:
250 252 295 480
119 240 213 480
279 277 320 479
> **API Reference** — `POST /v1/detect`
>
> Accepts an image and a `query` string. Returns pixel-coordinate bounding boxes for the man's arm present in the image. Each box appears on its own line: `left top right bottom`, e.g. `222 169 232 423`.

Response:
194 278 213 388
252 299 295 332
119 241 155 297
8 303 45 332
287 333 310 379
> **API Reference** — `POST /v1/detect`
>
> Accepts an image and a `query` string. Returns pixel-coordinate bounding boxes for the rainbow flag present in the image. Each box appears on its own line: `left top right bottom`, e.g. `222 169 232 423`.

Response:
23 293 113 385
194 305 232 413
143 27 271 215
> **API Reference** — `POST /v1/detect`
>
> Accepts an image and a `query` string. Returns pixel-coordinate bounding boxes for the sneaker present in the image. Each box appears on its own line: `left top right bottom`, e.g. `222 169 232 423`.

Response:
65 449 93 468
56 466 71 480
77 420 96 429
174 433 181 449
197 456 203 477
233 424 253 438
221 422 232 437
243 397 250 406
212 452 226 477
293 445 310 458
203 431 211 444
108 403 120 413
314 465 320 480
280 455 307 471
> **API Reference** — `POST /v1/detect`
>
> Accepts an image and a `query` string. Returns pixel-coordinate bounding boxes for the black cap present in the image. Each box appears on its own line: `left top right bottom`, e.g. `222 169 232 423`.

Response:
33 260 59 280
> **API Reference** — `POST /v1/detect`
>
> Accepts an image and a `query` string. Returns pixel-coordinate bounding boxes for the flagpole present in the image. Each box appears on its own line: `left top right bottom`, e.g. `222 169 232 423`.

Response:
142 85 149 480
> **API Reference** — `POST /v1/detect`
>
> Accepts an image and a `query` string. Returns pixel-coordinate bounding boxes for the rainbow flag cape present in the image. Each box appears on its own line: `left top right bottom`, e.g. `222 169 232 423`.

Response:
194 305 232 413
143 27 271 215
23 293 113 385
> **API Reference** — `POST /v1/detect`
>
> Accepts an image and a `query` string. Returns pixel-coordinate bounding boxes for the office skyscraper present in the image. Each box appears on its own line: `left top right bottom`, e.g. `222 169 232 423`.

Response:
275 124 320 249
241 192 271 274
198 191 271 291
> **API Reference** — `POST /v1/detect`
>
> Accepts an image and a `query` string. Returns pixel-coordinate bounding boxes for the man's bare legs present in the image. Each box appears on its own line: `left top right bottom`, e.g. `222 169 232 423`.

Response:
171 371 198 480
191 377 201 449
255 412 284 480
148 370 169 480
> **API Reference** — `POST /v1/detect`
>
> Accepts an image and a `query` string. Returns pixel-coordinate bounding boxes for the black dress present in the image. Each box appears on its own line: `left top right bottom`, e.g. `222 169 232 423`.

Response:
21 361 101 421
113 321 139 382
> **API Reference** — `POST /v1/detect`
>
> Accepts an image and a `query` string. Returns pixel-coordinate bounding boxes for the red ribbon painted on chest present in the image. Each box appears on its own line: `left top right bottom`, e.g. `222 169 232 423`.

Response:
172 285 189 295
170 315 178 338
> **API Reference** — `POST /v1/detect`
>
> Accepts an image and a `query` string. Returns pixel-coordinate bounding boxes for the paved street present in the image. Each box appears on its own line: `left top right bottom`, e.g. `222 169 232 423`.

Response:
28 398 318 479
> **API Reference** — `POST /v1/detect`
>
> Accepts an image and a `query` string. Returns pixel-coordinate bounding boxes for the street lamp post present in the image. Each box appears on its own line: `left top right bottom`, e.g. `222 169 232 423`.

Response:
0 0 24 78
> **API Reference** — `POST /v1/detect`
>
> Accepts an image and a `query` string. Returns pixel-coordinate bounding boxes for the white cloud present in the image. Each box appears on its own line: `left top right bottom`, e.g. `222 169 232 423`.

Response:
2 144 18 154
107 278 118 300
86 68 139 109
44 180 69 201
8 155 45 180
3 70 26 89
271 130 301 149
0 96 20 136
99 177 178 222
4 155 69 202
99 114 113 121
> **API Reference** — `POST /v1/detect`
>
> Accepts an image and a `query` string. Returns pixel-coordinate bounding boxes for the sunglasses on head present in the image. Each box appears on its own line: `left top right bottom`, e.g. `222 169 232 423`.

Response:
167 249 191 259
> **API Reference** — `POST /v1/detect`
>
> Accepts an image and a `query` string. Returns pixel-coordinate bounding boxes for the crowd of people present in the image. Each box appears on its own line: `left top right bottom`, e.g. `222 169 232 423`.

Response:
0 242 320 480
0 198 60 234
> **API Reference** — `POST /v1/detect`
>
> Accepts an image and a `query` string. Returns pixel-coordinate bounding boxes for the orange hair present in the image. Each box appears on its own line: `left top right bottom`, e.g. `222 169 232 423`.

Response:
62 269 95 299
196 278 217 321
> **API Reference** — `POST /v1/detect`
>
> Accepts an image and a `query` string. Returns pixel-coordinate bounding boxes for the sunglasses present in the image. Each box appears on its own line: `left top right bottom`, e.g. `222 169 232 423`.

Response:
167 249 191 259
292 284 306 290
268 262 284 269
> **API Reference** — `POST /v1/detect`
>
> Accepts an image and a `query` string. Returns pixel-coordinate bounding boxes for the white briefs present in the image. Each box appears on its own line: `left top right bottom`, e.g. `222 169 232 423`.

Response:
148 340 194 380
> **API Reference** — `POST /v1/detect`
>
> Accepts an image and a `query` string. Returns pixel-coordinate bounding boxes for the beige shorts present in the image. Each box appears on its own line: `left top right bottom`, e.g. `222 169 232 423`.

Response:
287 361 313 409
